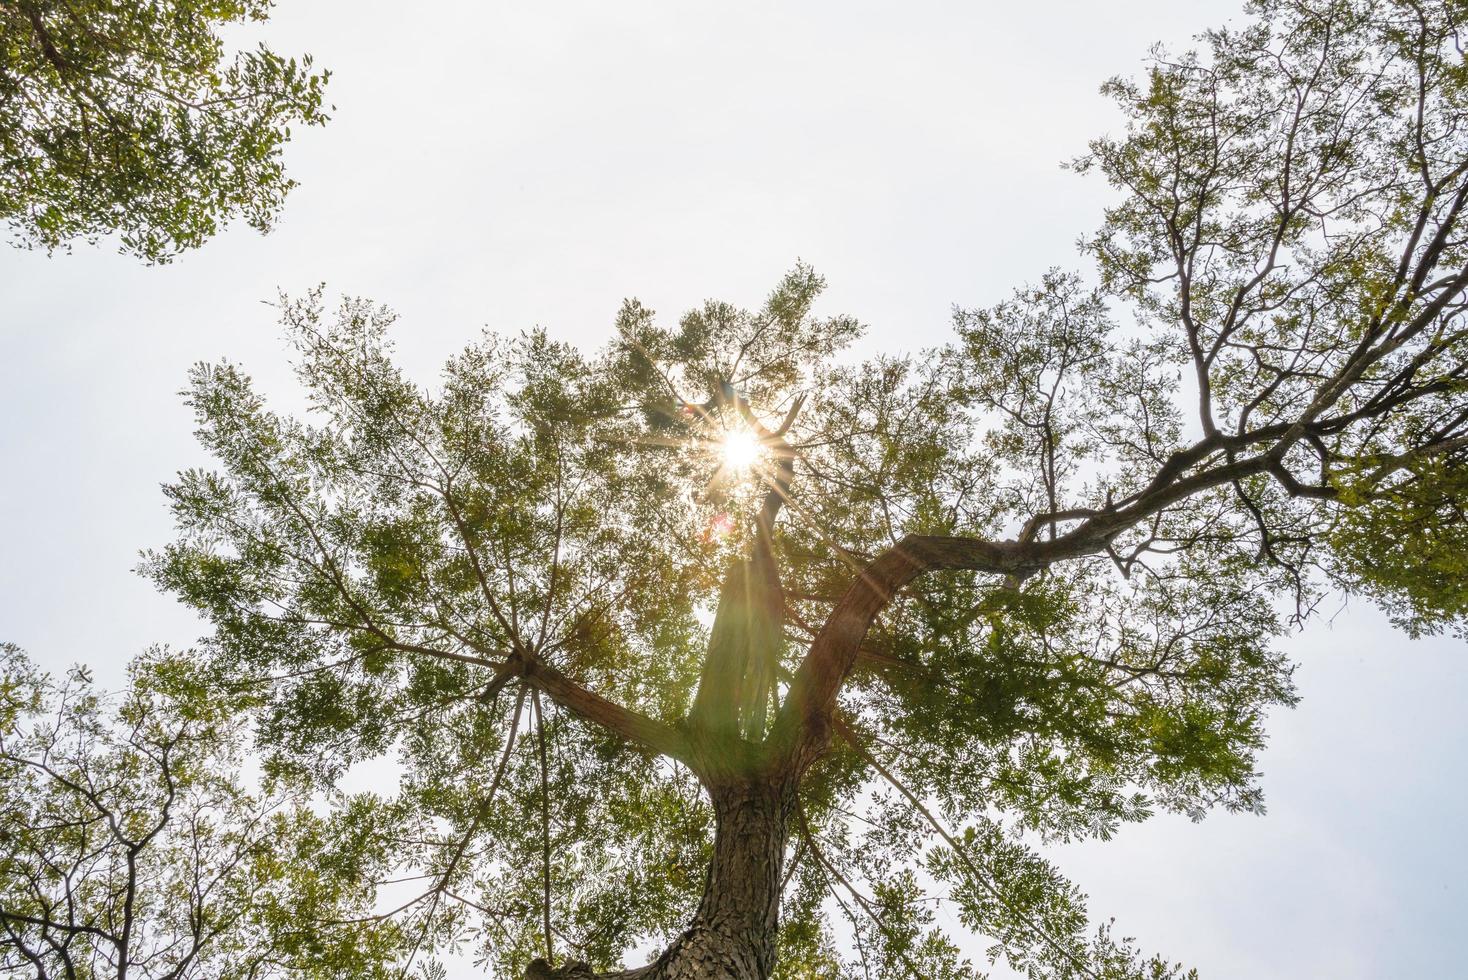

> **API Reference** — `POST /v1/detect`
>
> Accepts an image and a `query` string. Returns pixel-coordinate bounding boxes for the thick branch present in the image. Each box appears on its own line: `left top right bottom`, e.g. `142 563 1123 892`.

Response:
770 535 1033 774
520 658 695 769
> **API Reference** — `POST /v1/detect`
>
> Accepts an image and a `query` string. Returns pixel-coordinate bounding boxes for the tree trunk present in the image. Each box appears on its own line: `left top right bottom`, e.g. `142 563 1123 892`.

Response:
527 779 791 980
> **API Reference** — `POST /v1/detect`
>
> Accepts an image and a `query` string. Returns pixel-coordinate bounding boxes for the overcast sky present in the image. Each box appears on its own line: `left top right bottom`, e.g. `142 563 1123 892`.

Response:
2 1 1464 977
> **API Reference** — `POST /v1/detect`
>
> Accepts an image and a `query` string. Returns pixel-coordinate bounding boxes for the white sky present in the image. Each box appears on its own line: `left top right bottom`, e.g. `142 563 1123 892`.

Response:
1 1 1464 976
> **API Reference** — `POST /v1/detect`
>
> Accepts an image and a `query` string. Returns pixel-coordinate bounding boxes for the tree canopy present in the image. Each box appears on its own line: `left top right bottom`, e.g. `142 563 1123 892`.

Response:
0 0 327 262
0 644 400 979
6 0 1468 977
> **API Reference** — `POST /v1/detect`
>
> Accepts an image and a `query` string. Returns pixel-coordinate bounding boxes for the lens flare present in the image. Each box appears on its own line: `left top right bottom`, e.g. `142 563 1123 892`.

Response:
707 512 736 539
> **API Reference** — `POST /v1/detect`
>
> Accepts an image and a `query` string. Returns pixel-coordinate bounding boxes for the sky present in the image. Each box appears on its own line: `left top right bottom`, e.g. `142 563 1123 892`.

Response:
1 1 1465 976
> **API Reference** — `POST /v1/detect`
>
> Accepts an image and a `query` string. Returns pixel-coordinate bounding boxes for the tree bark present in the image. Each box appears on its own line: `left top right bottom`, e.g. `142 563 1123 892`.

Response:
527 779 791 980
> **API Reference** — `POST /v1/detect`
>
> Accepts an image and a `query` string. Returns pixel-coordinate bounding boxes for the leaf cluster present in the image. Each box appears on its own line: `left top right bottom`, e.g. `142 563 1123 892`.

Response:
0 0 329 261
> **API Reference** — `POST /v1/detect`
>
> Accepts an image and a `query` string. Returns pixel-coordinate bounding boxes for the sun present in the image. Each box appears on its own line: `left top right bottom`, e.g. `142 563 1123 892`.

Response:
721 429 763 470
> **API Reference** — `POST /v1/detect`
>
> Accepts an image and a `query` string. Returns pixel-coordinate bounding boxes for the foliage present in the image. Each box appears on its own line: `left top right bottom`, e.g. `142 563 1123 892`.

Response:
0 644 399 979
0 0 328 262
1330 451 1468 636
11 0 1468 976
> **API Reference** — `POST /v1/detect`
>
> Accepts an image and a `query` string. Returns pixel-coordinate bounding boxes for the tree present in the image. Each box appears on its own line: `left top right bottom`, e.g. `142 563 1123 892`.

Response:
138 0 1468 977
0 0 328 263
0 645 398 979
